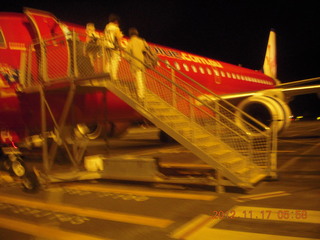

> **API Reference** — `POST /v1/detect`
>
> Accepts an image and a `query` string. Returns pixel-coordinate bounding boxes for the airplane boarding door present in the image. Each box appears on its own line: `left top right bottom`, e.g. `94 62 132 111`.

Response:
24 8 70 81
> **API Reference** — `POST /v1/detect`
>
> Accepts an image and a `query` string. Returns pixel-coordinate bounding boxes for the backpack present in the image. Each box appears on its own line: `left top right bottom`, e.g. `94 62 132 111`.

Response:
143 42 158 69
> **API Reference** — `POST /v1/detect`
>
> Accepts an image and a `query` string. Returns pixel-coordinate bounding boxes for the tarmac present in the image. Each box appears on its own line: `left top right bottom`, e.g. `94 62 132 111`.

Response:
0 120 319 240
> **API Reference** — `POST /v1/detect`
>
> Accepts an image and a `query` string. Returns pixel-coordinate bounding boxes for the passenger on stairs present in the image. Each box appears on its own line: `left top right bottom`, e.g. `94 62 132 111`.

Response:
85 23 100 68
125 27 147 102
103 14 123 80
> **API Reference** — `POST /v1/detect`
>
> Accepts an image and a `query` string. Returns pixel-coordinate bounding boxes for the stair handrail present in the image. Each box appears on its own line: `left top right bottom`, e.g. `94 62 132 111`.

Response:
120 48 270 137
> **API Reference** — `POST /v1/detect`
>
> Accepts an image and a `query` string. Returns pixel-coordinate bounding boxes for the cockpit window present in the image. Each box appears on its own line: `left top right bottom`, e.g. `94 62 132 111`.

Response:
0 29 7 48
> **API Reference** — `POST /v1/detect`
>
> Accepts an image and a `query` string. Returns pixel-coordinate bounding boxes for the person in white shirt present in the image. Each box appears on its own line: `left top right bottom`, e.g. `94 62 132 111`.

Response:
125 27 147 100
104 14 123 80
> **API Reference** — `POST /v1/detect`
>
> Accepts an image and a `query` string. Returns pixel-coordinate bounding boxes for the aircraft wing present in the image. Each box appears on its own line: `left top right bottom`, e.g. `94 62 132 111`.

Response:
280 84 320 99
220 77 320 103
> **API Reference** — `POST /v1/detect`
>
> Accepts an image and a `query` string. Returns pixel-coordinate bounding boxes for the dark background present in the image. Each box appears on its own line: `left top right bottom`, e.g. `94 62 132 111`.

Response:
2 0 320 116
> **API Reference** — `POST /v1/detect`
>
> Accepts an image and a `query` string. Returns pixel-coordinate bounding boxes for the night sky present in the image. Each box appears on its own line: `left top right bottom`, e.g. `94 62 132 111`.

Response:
3 0 320 81
2 0 320 116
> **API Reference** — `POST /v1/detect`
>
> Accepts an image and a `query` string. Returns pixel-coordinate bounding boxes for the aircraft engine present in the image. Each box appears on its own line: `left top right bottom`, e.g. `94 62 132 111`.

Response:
235 95 292 134
75 123 104 140
75 122 129 140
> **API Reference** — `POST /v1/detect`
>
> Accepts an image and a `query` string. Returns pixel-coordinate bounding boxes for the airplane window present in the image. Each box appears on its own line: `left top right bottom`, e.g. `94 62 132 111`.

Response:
214 69 219 76
227 72 231 78
191 65 197 73
174 62 180 70
165 60 171 68
199 67 205 74
183 63 189 71
206 68 212 75
220 71 225 77
0 30 7 48
232 73 236 79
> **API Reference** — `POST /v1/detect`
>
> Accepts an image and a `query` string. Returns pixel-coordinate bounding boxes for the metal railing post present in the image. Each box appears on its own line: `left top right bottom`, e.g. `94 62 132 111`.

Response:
269 119 278 179
19 50 27 88
27 45 33 87
40 87 50 173
72 31 79 78
40 40 48 81
171 67 177 108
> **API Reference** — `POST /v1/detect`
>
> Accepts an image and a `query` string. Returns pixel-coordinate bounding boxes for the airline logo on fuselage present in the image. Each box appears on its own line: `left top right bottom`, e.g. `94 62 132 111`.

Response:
152 46 223 69
122 38 223 69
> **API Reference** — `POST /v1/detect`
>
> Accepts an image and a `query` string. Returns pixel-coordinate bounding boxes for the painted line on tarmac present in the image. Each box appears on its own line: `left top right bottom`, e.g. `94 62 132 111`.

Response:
0 214 111 240
170 214 220 239
234 191 291 202
279 141 320 171
186 227 317 240
0 194 173 228
63 183 216 201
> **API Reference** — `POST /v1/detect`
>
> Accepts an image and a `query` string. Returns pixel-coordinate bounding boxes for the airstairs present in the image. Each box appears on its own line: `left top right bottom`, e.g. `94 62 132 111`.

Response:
19 32 277 190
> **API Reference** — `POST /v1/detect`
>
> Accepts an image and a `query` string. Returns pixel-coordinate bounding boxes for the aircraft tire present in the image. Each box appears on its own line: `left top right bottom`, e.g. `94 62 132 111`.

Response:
21 171 39 193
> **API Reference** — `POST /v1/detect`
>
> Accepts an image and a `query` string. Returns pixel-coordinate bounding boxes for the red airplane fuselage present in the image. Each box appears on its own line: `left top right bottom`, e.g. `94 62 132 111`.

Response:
0 9 277 145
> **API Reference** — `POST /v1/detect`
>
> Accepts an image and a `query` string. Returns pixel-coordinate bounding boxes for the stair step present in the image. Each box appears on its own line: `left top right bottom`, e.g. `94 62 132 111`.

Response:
191 133 212 141
233 167 251 175
196 139 227 150
149 106 172 112
249 172 267 184
220 157 246 170
231 166 266 184
157 114 186 122
145 99 165 106
233 164 258 175
159 117 182 123
210 148 235 158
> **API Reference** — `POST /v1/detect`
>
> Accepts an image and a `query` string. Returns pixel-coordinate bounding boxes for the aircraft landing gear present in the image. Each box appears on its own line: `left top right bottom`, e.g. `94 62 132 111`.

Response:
21 170 39 193
0 147 27 178
1 146 38 192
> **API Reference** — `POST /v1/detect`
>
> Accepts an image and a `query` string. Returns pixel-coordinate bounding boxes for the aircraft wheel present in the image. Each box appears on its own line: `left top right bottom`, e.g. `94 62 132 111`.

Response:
21 171 39 193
